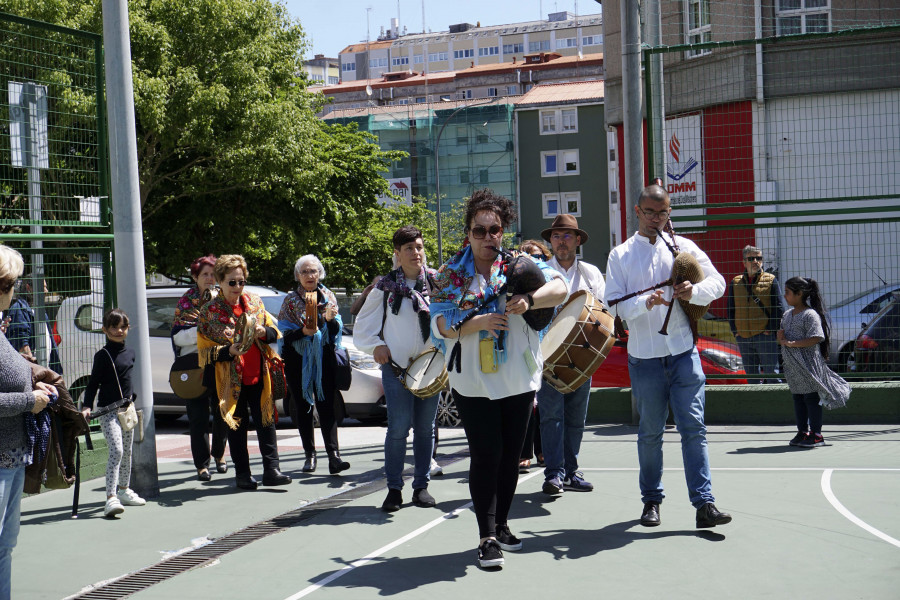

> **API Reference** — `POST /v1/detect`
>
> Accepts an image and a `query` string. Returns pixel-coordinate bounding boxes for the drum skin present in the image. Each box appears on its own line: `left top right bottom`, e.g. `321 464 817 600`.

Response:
403 348 449 398
541 290 616 393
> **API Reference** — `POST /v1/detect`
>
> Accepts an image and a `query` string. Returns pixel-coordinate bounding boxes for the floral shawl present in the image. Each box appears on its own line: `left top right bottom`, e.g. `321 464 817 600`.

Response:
277 283 343 407
429 243 508 365
197 292 281 429
376 266 434 343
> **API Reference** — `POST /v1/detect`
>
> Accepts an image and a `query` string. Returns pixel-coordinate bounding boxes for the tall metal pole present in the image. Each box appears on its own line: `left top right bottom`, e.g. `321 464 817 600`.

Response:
102 0 159 498
644 0 665 181
621 0 644 236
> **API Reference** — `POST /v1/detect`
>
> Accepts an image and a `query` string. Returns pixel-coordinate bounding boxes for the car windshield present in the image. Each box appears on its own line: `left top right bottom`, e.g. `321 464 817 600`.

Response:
831 285 897 310
260 293 287 316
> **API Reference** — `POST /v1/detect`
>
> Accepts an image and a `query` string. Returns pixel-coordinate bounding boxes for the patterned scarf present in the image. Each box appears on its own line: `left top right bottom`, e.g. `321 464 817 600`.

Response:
277 283 342 407
172 285 204 329
197 292 279 429
376 266 433 343
430 243 508 370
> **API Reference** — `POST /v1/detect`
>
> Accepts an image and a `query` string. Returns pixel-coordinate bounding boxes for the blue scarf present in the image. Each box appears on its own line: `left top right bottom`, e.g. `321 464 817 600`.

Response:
430 245 508 369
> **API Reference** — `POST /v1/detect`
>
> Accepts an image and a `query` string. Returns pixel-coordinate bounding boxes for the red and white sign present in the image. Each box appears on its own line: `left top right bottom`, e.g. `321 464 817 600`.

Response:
377 178 412 206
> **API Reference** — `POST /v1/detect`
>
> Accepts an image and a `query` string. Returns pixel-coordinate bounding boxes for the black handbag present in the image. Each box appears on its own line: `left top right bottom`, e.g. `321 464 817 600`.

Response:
334 346 353 392
168 353 208 400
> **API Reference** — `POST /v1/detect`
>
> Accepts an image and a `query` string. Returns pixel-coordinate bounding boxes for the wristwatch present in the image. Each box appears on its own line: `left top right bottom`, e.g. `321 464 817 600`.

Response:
526 293 534 309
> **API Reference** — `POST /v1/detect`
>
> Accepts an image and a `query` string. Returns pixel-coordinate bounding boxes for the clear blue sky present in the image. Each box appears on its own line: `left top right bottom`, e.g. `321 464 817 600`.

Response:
281 0 600 59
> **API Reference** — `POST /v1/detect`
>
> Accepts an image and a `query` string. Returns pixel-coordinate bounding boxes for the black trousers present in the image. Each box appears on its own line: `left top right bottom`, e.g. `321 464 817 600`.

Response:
520 405 542 461
793 392 823 434
453 389 533 539
227 381 281 475
185 391 228 470
283 345 340 457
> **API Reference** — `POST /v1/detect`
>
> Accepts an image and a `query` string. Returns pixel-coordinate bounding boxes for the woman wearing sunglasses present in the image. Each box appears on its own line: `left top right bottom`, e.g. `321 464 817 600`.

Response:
277 255 350 476
431 189 568 568
197 254 291 490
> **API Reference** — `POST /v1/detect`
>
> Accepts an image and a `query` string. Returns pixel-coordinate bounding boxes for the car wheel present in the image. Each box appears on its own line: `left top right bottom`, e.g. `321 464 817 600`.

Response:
436 389 461 427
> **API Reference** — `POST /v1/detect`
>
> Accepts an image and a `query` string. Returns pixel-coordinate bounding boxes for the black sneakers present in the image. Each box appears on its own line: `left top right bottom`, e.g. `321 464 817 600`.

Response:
696 502 733 528
381 488 402 512
477 539 504 568
412 488 436 507
640 501 661 527
789 431 809 447
495 524 523 551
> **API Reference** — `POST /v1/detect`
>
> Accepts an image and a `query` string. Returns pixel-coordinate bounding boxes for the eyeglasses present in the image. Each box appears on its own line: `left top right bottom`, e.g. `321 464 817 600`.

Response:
299 269 319 277
469 224 503 239
551 232 575 243
637 206 670 221
530 253 546 260
745 256 763 262
227 279 246 287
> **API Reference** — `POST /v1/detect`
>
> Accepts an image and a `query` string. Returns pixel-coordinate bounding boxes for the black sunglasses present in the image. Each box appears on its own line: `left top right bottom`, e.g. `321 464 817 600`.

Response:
469 224 503 239
227 279 246 287
745 256 763 262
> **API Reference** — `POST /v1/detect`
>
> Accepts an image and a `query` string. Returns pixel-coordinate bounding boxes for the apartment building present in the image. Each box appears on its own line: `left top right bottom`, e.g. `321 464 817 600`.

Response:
338 11 603 83
303 54 340 88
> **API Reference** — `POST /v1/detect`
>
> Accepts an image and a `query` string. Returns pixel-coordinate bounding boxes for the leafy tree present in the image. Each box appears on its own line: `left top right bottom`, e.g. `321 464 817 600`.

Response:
3 0 403 287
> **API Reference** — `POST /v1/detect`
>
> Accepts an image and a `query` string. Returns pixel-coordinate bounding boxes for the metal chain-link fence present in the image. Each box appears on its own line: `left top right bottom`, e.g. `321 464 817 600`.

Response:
0 12 113 399
643 7 900 381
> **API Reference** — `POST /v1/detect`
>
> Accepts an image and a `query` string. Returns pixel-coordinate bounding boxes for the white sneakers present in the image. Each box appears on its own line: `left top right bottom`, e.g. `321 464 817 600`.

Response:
117 488 146 506
104 488 146 517
103 497 124 517
430 458 443 477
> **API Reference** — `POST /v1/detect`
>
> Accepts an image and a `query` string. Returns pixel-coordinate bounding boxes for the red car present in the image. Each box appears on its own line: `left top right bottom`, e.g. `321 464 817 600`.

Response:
591 334 748 387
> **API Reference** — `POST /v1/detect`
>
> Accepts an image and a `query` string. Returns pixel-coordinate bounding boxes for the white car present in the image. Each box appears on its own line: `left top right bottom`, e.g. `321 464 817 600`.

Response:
56 286 385 423
827 282 900 371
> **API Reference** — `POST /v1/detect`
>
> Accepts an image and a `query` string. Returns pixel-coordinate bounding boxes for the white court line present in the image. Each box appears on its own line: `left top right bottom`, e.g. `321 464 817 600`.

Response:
283 470 543 600
820 469 900 550
579 467 900 472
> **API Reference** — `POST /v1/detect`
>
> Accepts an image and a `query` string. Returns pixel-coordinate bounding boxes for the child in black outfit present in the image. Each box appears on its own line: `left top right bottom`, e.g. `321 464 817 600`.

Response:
81 309 146 517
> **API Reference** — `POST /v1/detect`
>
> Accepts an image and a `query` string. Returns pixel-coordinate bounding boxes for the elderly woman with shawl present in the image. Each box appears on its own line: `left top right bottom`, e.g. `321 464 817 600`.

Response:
197 254 291 490
171 254 228 481
278 255 350 475
430 189 568 569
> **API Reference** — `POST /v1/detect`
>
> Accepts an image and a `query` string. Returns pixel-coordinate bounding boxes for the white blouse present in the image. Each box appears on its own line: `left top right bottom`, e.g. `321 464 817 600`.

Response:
354 283 434 367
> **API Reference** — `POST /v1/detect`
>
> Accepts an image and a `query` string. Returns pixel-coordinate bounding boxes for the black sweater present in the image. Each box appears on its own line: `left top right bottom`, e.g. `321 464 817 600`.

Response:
83 341 135 411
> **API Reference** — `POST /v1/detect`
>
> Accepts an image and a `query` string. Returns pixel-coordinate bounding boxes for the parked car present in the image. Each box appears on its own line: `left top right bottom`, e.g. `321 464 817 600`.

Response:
827 283 900 372
853 291 900 376
434 334 747 427
56 286 385 423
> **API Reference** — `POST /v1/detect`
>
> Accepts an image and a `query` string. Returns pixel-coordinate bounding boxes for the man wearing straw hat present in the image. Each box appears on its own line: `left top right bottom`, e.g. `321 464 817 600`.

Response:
537 214 605 495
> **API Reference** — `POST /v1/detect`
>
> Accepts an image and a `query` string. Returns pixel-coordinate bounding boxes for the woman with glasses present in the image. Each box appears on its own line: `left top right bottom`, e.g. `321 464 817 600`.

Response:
197 254 291 490
277 255 350 475
0 244 55 596
171 254 229 481
431 189 568 568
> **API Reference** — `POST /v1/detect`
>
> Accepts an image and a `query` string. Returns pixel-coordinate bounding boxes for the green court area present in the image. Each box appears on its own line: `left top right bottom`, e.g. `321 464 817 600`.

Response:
15 424 900 599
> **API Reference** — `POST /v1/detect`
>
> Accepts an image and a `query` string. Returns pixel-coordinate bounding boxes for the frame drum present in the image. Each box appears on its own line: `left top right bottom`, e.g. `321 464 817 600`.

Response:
541 290 616 393
403 348 449 398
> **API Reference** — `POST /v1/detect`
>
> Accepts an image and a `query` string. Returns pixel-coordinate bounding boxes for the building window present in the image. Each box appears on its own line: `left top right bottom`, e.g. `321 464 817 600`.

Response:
685 0 712 58
460 170 470 184
506 85 518 95
487 87 498 97
392 56 409 66
776 0 830 35
453 48 475 59
541 150 579 176
327 76 339 85
369 57 388 68
542 192 582 218
503 43 524 54
479 169 489 184
582 34 602 46
309 73 324 82
478 46 499 57
540 108 577 135
413 54 424 63
528 40 551 52
556 37 577 49
341 62 356 72
457 89 473 100
456 125 468 145
428 52 449 62
415 96 427 103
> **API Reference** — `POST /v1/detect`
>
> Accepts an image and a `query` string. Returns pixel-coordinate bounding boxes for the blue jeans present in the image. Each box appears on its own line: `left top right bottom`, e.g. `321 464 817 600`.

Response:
537 379 591 481
381 365 439 490
628 349 714 508
0 467 24 600
736 332 779 383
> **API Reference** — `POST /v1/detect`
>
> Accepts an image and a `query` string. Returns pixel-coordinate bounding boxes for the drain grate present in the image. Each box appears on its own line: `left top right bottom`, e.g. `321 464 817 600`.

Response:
71 451 468 599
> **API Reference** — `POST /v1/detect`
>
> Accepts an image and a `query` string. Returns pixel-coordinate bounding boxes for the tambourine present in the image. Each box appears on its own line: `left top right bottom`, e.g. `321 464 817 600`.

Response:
233 312 258 353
